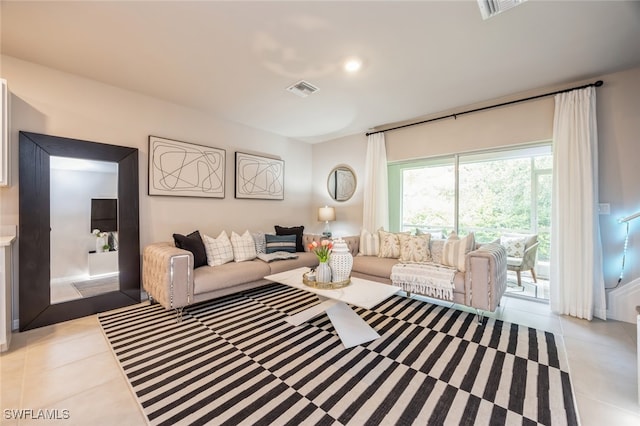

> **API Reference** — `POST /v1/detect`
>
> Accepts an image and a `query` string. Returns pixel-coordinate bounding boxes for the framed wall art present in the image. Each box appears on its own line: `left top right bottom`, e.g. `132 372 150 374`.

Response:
235 152 284 200
148 136 226 198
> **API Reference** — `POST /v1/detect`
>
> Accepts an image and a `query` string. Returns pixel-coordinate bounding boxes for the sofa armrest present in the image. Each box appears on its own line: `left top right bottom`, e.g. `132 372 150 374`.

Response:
465 243 507 312
142 242 194 310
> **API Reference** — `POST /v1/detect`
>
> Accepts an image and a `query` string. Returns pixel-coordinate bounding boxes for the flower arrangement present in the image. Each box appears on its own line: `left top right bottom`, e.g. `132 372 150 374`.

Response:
308 239 333 263
92 229 110 251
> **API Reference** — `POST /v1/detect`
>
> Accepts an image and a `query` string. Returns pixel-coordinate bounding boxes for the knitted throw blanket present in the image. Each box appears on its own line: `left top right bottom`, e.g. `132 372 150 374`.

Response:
390 263 457 301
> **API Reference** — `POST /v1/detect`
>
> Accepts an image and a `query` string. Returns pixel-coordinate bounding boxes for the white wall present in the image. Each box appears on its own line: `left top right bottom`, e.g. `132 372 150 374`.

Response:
311 133 367 237
0 55 314 325
314 66 640 296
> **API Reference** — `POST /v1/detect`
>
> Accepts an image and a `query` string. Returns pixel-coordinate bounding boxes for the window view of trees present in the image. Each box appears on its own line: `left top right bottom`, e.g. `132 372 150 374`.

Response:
391 144 552 268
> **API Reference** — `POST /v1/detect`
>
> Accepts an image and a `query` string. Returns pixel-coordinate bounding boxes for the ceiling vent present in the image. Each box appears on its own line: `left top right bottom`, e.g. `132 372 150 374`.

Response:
286 80 320 98
478 0 527 20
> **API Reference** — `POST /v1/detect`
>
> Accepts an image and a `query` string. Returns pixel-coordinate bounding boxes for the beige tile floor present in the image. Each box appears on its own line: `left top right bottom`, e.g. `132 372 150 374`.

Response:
1 297 638 425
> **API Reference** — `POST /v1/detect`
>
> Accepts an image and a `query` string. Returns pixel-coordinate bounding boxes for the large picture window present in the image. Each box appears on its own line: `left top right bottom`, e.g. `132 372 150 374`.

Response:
388 143 552 269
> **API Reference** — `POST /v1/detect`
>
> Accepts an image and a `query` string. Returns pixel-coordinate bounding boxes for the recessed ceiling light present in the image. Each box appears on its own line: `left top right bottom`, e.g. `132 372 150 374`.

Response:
344 58 362 73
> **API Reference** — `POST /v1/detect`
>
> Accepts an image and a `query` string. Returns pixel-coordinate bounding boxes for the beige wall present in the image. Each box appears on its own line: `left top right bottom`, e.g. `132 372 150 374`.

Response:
311 133 367 237
0 56 313 241
0 55 314 325
314 66 640 289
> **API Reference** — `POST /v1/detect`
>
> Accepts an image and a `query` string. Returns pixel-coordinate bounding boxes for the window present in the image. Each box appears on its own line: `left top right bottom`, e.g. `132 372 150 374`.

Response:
389 143 552 265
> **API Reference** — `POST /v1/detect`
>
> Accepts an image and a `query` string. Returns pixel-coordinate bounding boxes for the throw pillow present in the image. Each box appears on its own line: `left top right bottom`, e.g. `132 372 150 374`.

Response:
442 231 475 272
230 230 257 262
202 231 234 267
430 239 446 264
398 233 432 263
265 234 297 253
378 230 409 258
251 231 267 254
172 230 207 268
500 235 527 258
274 225 305 252
359 228 381 256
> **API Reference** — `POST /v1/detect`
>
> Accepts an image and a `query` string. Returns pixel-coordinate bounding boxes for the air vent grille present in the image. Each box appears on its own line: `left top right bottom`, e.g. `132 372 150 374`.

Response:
286 80 319 98
478 0 527 20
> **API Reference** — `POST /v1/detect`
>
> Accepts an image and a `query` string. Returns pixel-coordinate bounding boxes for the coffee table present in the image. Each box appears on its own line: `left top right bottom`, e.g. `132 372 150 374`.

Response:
265 267 401 348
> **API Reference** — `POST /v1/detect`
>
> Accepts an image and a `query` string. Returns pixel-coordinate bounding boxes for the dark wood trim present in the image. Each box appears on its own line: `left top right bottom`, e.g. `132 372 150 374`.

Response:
19 131 140 331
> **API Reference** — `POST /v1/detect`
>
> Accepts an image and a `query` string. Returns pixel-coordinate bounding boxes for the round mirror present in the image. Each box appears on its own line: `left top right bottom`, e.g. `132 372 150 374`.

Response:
327 165 357 202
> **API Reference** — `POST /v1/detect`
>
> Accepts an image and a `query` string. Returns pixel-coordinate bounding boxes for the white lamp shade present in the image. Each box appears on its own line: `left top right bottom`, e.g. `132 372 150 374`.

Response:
318 206 336 222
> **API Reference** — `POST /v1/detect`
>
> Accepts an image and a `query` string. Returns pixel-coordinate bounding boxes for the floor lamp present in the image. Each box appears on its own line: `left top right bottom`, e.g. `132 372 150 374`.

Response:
617 211 640 284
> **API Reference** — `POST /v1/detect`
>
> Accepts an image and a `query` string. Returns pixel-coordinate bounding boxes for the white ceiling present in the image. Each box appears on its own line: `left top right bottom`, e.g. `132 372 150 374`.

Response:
2 1 640 143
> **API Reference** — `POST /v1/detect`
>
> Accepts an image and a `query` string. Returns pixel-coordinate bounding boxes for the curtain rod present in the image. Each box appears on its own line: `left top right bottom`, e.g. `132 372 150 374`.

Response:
365 80 604 137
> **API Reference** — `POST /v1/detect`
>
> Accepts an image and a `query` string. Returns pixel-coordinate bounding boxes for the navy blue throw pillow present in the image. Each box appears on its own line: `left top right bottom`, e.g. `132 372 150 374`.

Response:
274 225 304 252
265 234 297 253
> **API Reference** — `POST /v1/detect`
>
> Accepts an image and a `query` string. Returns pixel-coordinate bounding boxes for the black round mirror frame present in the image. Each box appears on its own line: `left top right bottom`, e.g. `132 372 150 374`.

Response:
19 131 140 331
327 165 357 202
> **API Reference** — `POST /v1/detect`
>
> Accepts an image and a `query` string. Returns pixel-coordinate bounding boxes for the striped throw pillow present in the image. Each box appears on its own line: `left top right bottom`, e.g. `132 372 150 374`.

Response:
442 232 475 272
231 230 257 262
203 231 234 267
265 234 297 253
359 228 380 256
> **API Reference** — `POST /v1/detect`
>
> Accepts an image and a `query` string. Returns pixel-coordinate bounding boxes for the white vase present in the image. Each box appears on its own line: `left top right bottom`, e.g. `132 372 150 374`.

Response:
329 238 353 282
316 262 332 283
95 236 106 253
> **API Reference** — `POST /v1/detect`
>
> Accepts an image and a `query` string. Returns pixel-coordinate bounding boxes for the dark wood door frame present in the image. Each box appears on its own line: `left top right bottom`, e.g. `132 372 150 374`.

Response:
19 131 140 331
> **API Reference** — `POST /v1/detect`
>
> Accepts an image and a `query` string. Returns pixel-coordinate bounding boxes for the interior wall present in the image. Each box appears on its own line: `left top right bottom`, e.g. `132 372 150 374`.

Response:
314 66 640 291
0 55 313 326
311 133 367 237
50 168 117 280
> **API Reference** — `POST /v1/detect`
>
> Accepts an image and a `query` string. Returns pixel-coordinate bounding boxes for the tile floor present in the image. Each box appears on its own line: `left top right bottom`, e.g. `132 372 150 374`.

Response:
1 297 638 425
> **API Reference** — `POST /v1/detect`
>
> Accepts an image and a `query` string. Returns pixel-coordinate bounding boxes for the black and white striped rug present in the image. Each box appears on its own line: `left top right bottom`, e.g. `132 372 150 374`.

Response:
99 283 578 426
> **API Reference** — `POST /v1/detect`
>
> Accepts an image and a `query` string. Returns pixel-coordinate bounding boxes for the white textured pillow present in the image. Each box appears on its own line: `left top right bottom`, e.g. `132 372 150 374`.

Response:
251 231 267 254
398 233 432 263
231 230 257 262
500 236 527 258
359 228 380 256
203 231 234 266
442 232 475 272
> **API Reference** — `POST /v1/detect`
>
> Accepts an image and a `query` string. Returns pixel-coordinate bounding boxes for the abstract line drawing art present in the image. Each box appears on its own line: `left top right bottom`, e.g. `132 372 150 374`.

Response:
235 152 284 200
148 136 226 198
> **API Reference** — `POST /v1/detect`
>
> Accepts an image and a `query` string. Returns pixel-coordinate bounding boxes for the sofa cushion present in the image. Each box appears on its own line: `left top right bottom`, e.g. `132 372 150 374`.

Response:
359 228 380 256
398 233 432 263
193 260 270 294
252 231 267 254
430 239 445 264
500 235 527 258
231 230 257 262
267 252 318 274
353 255 400 278
378 230 409 258
172 230 207 268
203 231 234 266
265 234 297 253
275 225 305 252
442 232 475 272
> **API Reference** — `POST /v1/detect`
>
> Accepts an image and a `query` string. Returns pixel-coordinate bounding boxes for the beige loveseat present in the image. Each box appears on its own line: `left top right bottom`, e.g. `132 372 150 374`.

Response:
143 234 507 314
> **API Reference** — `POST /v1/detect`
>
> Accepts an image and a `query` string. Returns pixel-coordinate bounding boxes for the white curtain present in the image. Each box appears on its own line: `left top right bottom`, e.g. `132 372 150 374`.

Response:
363 133 389 231
550 86 606 320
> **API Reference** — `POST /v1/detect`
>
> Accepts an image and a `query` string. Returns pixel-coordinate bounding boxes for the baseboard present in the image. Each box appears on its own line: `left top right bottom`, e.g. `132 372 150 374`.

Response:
606 276 640 323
